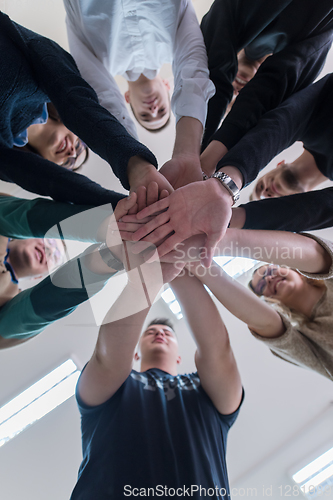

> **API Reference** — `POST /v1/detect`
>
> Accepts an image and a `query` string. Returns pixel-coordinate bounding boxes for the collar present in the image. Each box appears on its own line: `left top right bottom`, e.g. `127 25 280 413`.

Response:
4 248 18 284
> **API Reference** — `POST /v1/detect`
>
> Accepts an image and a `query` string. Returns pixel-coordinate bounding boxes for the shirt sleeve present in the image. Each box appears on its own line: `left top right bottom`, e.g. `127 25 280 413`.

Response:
65 13 139 140
171 0 215 126
0 245 115 340
200 0 295 149
0 194 116 243
216 76 329 186
0 145 126 208
241 188 333 232
211 30 333 150
297 233 333 280
250 315 333 381
9 16 157 191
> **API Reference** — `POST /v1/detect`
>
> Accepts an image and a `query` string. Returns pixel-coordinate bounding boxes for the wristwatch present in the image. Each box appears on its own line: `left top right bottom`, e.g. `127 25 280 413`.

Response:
211 172 240 205
98 243 124 271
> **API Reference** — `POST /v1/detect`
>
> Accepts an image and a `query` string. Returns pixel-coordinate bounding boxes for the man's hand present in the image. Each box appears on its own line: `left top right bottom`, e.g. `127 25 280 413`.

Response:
159 155 202 190
158 235 206 264
127 156 173 198
125 179 234 267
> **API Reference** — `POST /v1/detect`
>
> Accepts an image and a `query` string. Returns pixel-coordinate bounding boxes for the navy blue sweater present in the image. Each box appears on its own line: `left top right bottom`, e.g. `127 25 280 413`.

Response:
0 12 157 207
201 0 333 150
218 74 333 232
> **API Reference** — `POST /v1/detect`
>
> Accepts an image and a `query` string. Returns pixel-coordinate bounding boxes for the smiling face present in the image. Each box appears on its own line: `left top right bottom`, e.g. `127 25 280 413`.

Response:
250 265 305 304
125 76 170 130
6 238 65 279
232 49 262 95
251 161 303 200
27 118 87 170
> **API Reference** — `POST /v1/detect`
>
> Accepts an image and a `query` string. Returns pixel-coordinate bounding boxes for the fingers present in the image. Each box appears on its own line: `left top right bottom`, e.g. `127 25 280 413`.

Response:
159 189 170 200
114 192 138 220
136 186 148 213
146 181 159 207
136 197 170 219
132 211 170 241
116 221 147 233
119 230 138 241
120 214 155 224
127 202 138 215
200 234 221 268
147 233 183 262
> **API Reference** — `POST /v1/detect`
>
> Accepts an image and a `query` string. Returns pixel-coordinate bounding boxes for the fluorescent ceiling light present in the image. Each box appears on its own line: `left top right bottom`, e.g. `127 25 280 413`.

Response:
161 288 176 304
292 446 333 498
214 256 257 277
293 447 333 484
0 359 79 448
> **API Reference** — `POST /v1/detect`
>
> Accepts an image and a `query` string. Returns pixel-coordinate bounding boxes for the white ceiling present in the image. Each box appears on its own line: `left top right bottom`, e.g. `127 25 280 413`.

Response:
0 1 333 499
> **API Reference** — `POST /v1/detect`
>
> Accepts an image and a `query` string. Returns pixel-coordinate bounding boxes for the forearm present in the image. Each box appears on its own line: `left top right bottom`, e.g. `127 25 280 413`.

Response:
229 207 246 229
216 77 328 186
0 146 125 207
241 188 333 232
171 270 229 355
19 22 157 191
188 262 284 338
173 117 203 158
213 34 332 151
218 229 332 274
66 18 139 140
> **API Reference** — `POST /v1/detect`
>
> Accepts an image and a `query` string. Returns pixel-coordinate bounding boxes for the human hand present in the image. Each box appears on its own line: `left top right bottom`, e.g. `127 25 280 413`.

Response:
158 235 207 264
108 183 169 241
126 178 234 267
159 155 202 190
127 156 173 198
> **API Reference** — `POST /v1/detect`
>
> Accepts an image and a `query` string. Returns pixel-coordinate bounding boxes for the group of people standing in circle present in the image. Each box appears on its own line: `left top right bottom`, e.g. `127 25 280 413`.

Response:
1 0 333 498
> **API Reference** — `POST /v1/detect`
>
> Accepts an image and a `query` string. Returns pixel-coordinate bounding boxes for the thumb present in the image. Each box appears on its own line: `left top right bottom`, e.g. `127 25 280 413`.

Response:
115 192 138 220
200 233 220 268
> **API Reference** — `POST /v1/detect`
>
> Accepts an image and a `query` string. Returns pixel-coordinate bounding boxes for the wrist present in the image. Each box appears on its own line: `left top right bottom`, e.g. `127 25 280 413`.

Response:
127 156 155 185
206 172 239 206
204 178 234 208
201 140 228 165
174 117 203 156
216 166 243 190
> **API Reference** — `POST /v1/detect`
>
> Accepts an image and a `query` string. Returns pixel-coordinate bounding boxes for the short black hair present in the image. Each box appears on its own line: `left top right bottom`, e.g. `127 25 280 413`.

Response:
147 317 175 331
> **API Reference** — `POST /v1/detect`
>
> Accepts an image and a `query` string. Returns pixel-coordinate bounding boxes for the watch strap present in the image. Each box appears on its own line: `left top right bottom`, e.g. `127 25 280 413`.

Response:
211 172 240 205
98 243 124 271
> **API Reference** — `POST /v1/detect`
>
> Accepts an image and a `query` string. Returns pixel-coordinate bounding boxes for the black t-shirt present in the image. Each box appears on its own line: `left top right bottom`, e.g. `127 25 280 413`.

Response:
71 368 244 499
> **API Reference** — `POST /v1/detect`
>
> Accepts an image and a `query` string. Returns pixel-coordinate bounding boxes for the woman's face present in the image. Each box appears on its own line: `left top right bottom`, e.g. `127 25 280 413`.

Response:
251 265 305 304
27 118 87 170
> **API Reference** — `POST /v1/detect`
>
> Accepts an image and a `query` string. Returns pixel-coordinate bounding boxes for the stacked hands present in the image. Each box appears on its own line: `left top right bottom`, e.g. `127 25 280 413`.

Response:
115 151 236 275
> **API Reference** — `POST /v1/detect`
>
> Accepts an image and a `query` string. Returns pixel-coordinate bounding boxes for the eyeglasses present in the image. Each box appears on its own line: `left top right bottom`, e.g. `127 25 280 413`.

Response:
61 139 87 170
251 265 280 296
43 239 66 269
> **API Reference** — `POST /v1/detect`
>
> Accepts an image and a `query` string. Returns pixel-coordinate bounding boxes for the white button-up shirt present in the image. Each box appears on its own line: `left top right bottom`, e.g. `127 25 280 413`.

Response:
64 0 215 138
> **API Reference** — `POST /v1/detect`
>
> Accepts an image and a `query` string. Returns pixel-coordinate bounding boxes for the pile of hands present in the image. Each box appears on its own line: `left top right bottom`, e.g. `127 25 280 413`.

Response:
109 152 235 283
